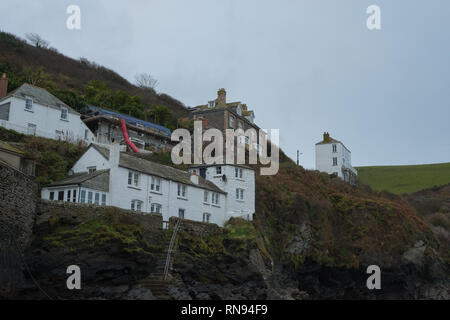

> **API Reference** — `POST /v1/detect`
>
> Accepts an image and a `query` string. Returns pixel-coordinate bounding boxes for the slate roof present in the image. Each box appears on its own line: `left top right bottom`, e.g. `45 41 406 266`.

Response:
91 144 226 194
0 83 78 115
315 137 342 145
46 169 110 192
80 105 171 136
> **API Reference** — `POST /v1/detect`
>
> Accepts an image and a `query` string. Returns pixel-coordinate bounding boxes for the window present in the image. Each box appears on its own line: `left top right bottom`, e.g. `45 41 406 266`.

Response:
177 184 186 198
27 123 36 135
178 209 185 219
333 157 338 166
215 166 222 175
25 97 33 111
204 190 209 203
84 129 89 140
73 190 77 202
332 144 337 153
60 107 68 120
203 213 211 223
101 194 106 205
212 193 219 205
88 166 97 174
235 168 243 179
128 171 140 187
80 190 86 203
58 191 64 201
150 176 161 192
151 203 162 213
67 190 71 202
208 100 215 108
131 200 143 212
237 121 243 129
236 188 244 201
229 116 235 128
94 193 100 205
49 192 54 201
87 191 93 204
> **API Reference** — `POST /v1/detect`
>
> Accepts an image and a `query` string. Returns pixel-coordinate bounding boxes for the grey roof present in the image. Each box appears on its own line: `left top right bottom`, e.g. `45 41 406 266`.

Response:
1 83 78 115
315 137 341 145
46 169 110 192
315 137 351 153
91 144 226 194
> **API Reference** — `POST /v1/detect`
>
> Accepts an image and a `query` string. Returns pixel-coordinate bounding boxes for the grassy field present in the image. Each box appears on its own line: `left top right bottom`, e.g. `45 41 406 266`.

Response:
356 162 450 195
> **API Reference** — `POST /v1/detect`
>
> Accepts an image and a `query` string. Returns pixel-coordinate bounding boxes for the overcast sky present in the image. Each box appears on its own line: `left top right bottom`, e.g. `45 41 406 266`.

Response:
1 0 449 169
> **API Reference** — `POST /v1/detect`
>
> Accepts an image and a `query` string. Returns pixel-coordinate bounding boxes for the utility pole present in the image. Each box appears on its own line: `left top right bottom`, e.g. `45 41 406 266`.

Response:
296 150 303 166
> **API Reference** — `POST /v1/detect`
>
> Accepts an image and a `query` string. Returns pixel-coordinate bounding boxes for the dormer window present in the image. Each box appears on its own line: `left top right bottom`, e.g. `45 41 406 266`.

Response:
208 100 216 108
61 107 68 120
25 97 33 111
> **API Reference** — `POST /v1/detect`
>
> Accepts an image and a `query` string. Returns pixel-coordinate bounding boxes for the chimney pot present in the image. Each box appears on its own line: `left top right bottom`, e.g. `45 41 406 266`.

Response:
0 73 8 99
217 88 226 106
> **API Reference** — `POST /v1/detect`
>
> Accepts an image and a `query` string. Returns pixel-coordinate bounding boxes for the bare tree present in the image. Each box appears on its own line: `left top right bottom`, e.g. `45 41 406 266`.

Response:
134 73 159 90
25 33 49 48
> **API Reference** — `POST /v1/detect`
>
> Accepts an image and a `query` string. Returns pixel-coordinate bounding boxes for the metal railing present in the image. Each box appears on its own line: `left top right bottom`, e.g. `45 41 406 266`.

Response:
163 219 181 280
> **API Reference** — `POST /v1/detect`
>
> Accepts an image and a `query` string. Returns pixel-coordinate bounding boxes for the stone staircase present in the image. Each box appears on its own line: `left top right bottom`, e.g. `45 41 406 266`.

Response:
138 221 182 300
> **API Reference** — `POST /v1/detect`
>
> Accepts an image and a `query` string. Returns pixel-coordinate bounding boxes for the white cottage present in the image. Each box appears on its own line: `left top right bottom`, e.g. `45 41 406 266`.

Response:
315 132 357 183
41 144 256 227
0 78 95 143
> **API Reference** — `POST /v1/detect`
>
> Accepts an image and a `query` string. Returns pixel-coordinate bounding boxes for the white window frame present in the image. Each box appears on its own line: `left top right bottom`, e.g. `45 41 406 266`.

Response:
236 188 244 201
332 144 337 153
60 107 68 120
203 212 211 223
150 176 161 193
215 166 222 175
128 171 140 188
212 192 219 205
203 190 209 204
80 190 86 203
177 184 187 198
87 166 97 174
151 203 162 214
131 199 143 212
178 208 185 219
25 97 33 111
333 157 338 166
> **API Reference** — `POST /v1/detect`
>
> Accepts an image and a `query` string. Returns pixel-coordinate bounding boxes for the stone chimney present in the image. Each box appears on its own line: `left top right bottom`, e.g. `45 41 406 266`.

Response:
109 142 121 168
190 169 199 185
323 132 331 143
0 73 8 99
217 88 226 106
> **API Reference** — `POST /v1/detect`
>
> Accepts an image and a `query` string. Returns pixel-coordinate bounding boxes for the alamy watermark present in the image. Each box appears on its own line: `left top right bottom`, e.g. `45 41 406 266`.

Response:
66 5 81 30
171 121 280 175
367 5 381 30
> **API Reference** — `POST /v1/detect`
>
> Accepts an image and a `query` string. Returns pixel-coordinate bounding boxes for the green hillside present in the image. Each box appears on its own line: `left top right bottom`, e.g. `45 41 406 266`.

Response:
356 162 450 195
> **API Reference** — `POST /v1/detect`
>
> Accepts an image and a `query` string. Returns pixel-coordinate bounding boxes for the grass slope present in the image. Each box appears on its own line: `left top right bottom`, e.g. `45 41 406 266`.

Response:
356 162 450 195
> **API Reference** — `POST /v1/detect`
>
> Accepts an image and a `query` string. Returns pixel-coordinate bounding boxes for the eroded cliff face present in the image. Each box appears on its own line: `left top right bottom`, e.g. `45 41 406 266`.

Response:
4 206 449 300
2 157 449 300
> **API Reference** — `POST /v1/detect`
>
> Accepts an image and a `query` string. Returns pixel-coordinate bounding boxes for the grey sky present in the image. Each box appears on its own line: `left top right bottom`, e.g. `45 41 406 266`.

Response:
1 0 449 169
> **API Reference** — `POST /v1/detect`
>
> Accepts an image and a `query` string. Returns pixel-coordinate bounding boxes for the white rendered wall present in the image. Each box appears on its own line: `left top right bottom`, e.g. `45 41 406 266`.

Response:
1 96 95 143
189 165 256 222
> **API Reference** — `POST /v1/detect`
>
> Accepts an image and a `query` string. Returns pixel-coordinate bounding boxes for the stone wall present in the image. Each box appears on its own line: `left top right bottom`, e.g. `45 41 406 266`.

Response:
169 216 223 237
0 163 37 250
36 200 163 231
